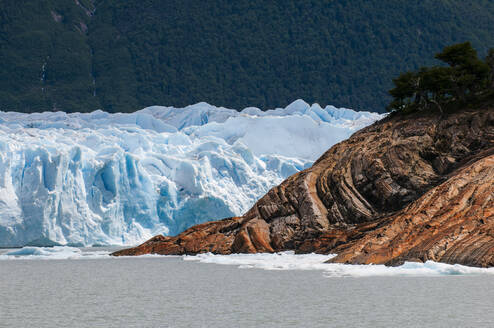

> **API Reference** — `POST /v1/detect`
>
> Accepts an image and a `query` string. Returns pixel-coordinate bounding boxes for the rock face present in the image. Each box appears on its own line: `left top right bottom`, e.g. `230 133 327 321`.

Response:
326 154 494 266
112 109 494 267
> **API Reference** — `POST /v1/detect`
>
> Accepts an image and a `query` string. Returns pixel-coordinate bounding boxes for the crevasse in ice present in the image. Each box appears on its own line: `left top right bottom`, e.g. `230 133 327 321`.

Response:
0 100 383 247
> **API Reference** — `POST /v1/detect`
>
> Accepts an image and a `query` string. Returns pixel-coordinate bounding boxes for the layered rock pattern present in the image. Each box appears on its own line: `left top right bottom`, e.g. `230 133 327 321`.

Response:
113 109 494 266
330 155 494 267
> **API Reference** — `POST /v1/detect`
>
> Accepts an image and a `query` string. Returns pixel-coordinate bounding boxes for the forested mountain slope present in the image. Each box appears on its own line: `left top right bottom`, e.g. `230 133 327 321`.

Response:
2 0 494 113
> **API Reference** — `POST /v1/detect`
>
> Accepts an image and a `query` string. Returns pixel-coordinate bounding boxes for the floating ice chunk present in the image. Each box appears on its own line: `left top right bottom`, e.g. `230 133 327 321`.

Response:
183 251 334 270
0 246 109 260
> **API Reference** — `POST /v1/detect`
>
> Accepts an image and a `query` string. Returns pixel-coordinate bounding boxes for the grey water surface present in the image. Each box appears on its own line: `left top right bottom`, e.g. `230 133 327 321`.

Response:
0 250 493 328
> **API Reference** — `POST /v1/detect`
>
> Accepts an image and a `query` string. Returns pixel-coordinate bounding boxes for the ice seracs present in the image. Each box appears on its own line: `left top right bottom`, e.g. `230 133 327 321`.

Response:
0 100 383 247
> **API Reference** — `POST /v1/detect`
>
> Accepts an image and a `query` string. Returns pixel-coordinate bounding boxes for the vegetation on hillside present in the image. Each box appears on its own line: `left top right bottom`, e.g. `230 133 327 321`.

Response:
0 0 98 112
2 1 494 113
388 42 494 113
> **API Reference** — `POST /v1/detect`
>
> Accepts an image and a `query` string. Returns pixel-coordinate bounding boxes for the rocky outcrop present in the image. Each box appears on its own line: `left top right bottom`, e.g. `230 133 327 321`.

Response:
327 154 494 267
112 109 494 266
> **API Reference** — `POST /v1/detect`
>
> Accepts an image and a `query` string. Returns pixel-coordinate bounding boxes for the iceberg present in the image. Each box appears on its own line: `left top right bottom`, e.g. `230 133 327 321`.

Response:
0 100 383 247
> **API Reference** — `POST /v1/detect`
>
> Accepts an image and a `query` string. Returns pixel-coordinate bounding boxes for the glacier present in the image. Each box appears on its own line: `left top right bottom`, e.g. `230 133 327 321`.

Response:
0 100 383 247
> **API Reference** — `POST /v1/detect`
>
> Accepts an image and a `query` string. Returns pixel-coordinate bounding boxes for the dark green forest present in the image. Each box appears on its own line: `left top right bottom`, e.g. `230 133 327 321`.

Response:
2 0 494 113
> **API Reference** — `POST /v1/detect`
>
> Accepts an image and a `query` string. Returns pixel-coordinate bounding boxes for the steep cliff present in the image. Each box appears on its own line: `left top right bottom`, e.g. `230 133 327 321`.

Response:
112 109 494 266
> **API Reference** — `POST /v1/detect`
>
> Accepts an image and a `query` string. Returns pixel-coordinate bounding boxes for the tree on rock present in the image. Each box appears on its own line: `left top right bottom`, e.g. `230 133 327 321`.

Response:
388 42 491 113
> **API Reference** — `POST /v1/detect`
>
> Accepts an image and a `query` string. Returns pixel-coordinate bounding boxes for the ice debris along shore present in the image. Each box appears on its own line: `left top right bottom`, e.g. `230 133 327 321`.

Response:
2 247 494 278
183 252 494 277
0 100 383 247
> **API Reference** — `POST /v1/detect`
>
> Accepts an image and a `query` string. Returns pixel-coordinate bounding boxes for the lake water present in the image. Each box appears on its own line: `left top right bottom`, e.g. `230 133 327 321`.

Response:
1 247 493 327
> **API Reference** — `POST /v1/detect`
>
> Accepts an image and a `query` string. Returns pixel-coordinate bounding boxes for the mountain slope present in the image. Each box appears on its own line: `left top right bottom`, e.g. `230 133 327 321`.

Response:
3 1 494 112
0 0 98 112
112 108 494 267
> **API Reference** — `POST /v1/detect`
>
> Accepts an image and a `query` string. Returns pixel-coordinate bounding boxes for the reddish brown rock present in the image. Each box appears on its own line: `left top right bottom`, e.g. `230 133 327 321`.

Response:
327 154 494 267
112 217 242 256
112 109 494 267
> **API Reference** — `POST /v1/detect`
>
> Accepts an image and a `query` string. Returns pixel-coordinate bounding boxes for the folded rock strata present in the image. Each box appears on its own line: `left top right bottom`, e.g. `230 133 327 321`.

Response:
112 109 494 267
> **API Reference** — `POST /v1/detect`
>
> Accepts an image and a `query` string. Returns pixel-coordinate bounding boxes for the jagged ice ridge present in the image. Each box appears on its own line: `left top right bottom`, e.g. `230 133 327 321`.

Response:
0 100 383 247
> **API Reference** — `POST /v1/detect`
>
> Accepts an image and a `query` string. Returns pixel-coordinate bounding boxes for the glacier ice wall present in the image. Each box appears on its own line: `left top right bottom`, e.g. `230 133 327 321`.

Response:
0 100 383 247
